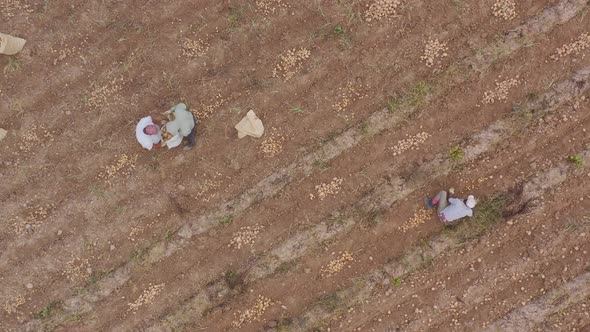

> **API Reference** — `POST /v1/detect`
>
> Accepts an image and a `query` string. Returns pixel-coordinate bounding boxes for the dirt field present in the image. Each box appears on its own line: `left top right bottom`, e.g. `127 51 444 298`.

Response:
1 0 590 331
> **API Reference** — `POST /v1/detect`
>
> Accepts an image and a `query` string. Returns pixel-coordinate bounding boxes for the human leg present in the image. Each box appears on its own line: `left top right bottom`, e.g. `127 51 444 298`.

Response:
434 191 448 215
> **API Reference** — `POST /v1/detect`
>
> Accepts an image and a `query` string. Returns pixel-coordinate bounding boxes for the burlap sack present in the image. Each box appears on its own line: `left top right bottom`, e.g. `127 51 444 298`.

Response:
0 33 26 55
235 110 264 138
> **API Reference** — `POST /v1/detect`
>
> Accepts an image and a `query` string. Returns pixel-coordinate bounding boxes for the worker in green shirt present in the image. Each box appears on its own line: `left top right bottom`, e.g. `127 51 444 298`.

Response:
163 103 197 151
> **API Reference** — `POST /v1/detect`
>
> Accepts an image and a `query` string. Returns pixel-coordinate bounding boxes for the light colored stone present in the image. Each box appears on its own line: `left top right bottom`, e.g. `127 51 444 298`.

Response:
0 128 7 142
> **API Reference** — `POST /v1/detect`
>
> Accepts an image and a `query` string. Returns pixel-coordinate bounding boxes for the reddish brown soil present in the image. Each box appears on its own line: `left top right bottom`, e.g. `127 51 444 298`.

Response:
1 0 589 331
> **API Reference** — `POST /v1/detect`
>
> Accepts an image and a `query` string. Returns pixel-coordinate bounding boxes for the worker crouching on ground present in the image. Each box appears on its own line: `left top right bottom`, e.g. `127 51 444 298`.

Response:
424 190 477 223
136 103 197 151
136 114 164 150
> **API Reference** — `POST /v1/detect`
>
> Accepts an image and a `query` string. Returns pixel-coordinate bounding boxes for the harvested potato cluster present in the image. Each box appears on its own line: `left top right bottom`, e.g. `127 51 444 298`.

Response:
260 128 286 158
365 0 402 22
391 132 430 156
2 294 26 314
63 257 92 283
255 0 288 15
1 0 33 18
321 251 354 276
180 37 209 58
128 283 165 313
481 76 520 104
98 154 138 185
272 48 311 80
310 177 344 201
86 77 124 110
333 81 362 120
420 39 448 68
551 33 590 61
17 124 53 153
232 295 272 328
398 207 431 233
193 94 225 120
492 0 517 21
229 224 264 249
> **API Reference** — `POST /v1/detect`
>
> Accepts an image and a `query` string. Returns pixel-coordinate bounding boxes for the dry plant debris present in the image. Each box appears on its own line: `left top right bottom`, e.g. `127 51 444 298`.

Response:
390 131 430 156
551 33 590 61
17 125 53 153
255 0 288 15
1 0 33 18
321 251 354 277
332 81 362 120
86 77 124 110
310 177 344 200
272 47 311 81
180 37 209 58
97 154 138 185
481 76 520 104
260 128 286 158
63 257 92 283
128 283 165 313
232 295 272 328
420 39 448 68
193 94 225 120
492 0 517 21
365 0 401 22
229 224 264 249
399 207 431 232
2 294 26 314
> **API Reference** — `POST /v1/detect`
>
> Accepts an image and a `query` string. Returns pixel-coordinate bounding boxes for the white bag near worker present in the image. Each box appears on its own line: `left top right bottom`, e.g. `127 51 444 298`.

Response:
235 110 264 138
0 33 26 55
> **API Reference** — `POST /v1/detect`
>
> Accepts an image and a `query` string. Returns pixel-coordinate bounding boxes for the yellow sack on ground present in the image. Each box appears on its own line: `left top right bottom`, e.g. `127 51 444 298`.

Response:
235 110 264 138
0 33 26 55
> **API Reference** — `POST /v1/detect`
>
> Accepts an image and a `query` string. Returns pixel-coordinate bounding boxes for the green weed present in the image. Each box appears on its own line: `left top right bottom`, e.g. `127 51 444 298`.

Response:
387 81 431 113
391 278 402 286
387 95 402 113
220 215 234 224
290 105 305 114
224 270 243 289
227 6 243 29
34 301 61 319
449 145 464 160
317 293 340 311
313 159 329 170
567 155 585 169
450 194 507 243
